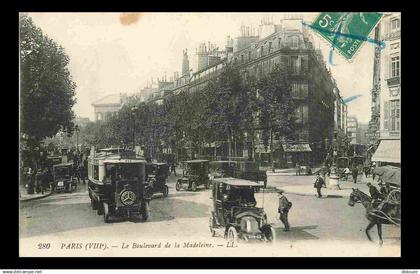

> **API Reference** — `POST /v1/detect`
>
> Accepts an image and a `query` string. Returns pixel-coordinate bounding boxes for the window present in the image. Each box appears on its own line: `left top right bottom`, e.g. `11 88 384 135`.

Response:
295 105 308 124
278 37 281 48
291 36 299 49
268 42 272 53
93 165 99 180
291 56 300 74
260 46 264 57
390 100 400 131
248 51 251 61
302 105 308 123
391 56 400 77
241 54 244 63
391 18 400 31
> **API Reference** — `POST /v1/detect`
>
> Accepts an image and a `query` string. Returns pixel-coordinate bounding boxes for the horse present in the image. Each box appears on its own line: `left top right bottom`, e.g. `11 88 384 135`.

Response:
348 188 400 245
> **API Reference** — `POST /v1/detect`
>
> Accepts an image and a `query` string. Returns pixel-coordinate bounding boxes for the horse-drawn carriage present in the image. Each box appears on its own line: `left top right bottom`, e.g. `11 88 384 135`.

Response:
348 165 400 245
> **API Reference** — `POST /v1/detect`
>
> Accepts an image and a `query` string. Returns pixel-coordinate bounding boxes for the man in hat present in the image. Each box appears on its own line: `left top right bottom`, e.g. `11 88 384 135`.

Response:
314 174 326 198
367 182 381 208
277 189 292 231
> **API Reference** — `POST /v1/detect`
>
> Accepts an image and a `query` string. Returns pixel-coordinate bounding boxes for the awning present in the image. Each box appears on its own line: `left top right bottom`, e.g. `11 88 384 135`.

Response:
283 143 312 152
371 139 400 163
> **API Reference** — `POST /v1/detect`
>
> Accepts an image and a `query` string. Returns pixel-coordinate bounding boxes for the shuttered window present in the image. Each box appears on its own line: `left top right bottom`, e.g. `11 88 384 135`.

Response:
390 100 400 131
383 101 390 130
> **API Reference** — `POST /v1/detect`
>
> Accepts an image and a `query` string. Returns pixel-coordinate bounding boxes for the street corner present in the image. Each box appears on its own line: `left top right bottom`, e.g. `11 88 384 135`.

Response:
20 190 53 202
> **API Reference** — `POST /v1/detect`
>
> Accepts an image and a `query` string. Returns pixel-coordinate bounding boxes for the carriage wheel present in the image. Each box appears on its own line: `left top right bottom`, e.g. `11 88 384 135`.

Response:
387 189 401 205
209 216 216 237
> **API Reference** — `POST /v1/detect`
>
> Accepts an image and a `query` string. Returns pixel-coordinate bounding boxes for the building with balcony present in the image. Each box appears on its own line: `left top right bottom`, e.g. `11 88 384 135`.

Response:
347 116 359 145
142 17 343 166
371 12 401 165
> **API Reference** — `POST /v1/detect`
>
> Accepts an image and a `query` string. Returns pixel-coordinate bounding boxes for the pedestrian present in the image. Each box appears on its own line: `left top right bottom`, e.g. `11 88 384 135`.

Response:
170 162 176 176
342 167 351 180
295 162 301 176
352 166 359 184
364 166 370 178
314 174 326 198
277 189 292 231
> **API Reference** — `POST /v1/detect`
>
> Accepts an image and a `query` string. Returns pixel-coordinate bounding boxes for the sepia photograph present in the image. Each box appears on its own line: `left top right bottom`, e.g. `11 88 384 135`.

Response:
18 12 401 257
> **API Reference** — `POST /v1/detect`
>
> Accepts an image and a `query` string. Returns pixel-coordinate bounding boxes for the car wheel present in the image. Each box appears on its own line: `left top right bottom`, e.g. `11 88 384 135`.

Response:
209 216 216 237
264 226 276 243
103 203 110 223
97 202 104 215
142 201 149 221
175 181 182 191
91 199 98 210
191 182 197 192
163 185 169 197
227 226 239 243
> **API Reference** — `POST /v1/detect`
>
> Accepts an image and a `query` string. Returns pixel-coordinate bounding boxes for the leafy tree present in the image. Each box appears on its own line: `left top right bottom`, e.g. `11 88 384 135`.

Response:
20 14 76 141
256 65 297 152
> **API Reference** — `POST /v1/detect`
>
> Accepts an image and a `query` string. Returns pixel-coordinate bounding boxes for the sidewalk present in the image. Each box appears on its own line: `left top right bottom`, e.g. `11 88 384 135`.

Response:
19 185 53 202
275 176 377 198
267 167 322 176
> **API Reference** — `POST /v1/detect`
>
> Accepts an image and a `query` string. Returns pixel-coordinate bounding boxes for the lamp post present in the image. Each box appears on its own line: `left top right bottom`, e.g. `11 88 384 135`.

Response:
131 106 138 151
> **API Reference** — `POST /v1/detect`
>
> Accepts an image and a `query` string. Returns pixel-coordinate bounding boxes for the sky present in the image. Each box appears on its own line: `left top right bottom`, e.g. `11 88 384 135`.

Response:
27 12 376 123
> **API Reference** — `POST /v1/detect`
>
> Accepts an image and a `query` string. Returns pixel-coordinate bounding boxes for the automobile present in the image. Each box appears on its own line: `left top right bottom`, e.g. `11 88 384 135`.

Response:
209 160 237 180
145 162 169 197
87 148 153 223
176 160 210 192
234 161 267 189
209 177 276 242
52 162 78 193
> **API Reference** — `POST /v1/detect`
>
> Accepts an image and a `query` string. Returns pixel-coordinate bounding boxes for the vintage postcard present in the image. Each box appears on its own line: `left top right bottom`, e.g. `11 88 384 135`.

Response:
19 12 401 257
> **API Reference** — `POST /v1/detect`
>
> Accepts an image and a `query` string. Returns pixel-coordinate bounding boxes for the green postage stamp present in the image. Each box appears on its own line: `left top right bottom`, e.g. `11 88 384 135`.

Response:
311 12 383 60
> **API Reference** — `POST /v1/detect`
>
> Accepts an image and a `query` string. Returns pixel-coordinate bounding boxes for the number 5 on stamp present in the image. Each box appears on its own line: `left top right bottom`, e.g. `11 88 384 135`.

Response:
311 12 383 60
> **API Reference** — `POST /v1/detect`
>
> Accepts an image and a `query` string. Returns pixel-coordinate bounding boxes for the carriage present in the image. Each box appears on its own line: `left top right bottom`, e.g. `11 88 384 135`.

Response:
374 165 401 212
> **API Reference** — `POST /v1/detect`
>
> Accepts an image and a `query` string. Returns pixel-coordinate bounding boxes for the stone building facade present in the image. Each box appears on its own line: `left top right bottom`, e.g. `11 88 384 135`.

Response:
371 12 401 165
145 18 345 166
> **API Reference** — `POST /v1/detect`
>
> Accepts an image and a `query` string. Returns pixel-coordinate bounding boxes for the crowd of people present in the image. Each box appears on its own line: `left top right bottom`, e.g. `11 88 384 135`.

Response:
21 145 89 195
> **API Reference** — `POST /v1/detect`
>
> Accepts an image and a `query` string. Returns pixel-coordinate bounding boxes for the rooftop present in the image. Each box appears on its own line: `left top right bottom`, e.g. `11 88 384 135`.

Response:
92 94 124 106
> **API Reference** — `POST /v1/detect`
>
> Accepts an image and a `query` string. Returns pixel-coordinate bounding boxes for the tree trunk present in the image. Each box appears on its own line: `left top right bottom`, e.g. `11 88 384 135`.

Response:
270 127 275 172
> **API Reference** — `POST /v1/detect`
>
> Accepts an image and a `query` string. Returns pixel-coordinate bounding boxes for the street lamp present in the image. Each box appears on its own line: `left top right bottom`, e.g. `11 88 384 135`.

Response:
131 106 138 151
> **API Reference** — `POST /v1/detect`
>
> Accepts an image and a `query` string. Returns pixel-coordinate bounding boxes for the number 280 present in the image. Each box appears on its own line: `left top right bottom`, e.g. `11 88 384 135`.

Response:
37 243 50 249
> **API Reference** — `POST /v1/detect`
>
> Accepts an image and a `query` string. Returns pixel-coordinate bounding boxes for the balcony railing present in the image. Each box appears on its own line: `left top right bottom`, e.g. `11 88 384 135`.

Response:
386 76 400 87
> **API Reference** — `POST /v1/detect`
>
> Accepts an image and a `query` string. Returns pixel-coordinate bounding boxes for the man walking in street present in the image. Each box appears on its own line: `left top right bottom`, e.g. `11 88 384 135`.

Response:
277 189 292 231
170 162 176 176
295 162 300 176
314 174 326 198
352 166 359 184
